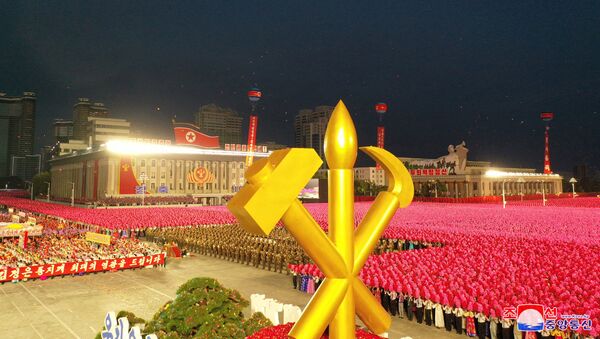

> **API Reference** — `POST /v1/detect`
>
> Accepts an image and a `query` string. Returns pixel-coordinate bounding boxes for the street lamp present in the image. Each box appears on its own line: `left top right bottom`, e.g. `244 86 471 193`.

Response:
45 181 51 202
541 180 546 206
139 172 147 206
70 182 75 207
428 180 438 198
25 181 33 200
517 178 525 202
569 177 577 198
485 170 504 208
501 180 507 208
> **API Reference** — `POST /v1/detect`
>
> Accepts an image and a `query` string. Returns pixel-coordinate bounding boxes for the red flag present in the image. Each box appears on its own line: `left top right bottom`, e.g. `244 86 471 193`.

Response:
119 158 140 194
173 123 220 148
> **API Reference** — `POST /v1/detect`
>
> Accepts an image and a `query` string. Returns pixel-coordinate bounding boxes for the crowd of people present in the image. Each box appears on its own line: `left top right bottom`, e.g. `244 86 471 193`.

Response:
0 197 237 229
0 209 161 275
146 225 309 273
0 234 160 269
145 225 433 274
2 196 600 337
97 195 197 207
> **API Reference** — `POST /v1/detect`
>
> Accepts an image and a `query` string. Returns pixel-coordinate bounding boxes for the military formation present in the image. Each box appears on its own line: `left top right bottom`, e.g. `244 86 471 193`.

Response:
146 225 441 274
146 225 309 273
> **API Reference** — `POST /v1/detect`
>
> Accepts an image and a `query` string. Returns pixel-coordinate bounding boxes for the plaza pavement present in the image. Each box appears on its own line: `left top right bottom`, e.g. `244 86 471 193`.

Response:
0 254 463 339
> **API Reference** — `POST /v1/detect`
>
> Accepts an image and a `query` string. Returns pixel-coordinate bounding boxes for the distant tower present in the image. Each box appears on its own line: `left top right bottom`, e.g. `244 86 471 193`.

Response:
540 112 554 174
374 102 388 169
246 87 261 167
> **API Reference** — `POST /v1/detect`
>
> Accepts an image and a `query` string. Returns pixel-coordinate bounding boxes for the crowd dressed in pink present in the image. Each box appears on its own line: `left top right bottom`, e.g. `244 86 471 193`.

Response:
0 197 237 229
292 202 600 337
2 196 599 336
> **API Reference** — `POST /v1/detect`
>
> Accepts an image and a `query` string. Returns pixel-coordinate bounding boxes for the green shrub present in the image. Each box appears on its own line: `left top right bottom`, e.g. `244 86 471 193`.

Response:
95 278 272 339
243 311 273 336
145 277 249 339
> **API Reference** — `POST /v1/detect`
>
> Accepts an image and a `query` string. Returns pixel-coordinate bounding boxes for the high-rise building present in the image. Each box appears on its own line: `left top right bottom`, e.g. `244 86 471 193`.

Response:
294 105 333 164
0 91 37 177
53 119 74 143
194 104 243 146
87 116 130 146
73 98 109 141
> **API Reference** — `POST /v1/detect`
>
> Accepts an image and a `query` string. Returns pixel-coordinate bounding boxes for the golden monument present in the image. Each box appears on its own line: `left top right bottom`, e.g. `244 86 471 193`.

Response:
227 100 414 339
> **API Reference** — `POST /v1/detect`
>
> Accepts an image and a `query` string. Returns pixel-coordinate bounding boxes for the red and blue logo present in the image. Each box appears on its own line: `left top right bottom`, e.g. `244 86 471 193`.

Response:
503 304 592 332
517 304 545 331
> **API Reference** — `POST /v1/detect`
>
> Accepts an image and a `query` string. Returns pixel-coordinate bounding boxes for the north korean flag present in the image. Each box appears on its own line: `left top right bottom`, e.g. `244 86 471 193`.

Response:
173 122 220 148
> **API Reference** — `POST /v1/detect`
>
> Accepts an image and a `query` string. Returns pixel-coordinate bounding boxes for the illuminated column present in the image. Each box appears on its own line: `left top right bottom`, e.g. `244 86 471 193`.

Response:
246 115 258 167
246 88 262 167
540 112 554 174
374 103 388 170
543 127 552 174
325 102 357 339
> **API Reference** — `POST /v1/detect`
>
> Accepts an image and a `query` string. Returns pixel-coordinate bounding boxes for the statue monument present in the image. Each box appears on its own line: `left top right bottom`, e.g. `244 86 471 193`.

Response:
227 100 414 338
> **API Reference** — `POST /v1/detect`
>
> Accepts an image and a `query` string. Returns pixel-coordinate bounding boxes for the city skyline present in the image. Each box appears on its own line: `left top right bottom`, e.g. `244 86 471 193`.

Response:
2 2 599 172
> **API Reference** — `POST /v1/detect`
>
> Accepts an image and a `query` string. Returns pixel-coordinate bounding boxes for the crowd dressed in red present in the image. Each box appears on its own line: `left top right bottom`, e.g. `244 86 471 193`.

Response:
248 323 384 339
0 212 161 279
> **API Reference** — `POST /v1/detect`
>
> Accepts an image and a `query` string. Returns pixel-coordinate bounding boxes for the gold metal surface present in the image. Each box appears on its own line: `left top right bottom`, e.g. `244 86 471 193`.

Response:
227 100 414 338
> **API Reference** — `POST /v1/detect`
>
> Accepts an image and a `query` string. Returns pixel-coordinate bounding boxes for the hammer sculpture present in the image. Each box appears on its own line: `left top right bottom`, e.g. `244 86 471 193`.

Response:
227 100 414 339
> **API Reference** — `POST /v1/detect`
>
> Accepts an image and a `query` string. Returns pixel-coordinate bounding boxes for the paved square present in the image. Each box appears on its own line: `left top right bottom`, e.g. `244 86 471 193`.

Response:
1 254 462 339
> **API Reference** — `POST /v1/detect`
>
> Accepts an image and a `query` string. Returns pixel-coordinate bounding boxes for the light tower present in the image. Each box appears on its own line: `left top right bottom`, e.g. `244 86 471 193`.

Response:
374 102 388 169
246 87 262 167
540 112 554 174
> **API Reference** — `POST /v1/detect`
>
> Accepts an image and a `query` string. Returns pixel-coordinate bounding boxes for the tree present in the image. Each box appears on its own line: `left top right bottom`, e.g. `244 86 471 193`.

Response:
417 180 447 197
31 172 50 197
144 277 272 339
354 180 369 196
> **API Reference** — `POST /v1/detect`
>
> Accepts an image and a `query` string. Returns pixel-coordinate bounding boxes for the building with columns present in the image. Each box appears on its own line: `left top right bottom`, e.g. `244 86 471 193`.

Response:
406 161 562 198
398 142 562 197
48 140 269 205
345 141 562 198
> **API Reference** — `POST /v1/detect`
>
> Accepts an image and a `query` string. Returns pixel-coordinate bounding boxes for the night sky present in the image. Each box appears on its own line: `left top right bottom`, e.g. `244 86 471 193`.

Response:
1 1 599 173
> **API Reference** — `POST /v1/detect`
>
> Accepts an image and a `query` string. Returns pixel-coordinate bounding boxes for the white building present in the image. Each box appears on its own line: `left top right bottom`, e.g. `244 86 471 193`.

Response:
353 167 386 186
59 140 88 156
87 116 130 146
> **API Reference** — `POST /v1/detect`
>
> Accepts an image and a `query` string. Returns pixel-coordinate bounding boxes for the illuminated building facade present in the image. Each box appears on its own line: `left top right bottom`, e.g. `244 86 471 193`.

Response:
399 142 563 197
318 141 563 198
86 116 130 146
49 140 269 204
